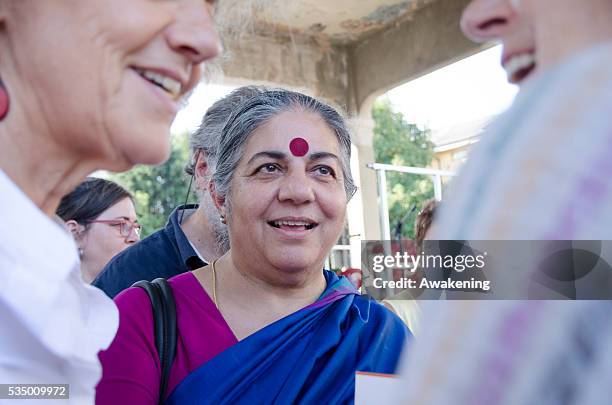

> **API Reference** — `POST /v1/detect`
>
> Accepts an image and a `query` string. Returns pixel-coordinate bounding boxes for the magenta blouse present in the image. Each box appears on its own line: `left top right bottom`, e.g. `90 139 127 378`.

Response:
96 272 238 404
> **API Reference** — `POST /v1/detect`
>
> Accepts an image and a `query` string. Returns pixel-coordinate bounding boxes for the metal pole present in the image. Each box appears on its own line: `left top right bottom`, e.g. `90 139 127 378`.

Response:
367 163 456 297
375 169 394 296
433 174 442 201
376 169 391 241
368 162 455 177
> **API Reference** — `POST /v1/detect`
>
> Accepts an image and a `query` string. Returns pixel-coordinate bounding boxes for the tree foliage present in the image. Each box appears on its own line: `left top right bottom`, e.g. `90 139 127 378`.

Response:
111 133 197 237
372 99 435 239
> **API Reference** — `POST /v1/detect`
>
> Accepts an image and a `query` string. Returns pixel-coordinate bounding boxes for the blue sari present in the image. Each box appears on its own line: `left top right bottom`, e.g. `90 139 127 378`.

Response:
166 270 410 404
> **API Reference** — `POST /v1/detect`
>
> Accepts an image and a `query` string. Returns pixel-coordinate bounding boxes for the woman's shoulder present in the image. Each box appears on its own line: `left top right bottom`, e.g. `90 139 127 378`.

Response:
167 271 202 292
114 283 153 314
113 272 201 308
167 270 218 313
111 285 157 348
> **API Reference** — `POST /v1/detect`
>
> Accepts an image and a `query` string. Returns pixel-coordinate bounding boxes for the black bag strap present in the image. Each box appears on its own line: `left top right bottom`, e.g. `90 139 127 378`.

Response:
133 278 177 404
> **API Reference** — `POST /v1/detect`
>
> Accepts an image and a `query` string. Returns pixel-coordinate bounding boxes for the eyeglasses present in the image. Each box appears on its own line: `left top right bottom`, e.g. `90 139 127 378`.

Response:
89 218 141 240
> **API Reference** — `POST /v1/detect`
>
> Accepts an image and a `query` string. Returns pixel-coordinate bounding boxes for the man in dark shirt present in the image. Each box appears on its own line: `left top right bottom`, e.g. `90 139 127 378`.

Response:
93 86 265 298
93 203 206 297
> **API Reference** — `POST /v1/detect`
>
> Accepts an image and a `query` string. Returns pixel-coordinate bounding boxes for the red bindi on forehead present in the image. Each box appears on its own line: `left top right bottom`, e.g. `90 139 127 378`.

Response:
289 137 309 157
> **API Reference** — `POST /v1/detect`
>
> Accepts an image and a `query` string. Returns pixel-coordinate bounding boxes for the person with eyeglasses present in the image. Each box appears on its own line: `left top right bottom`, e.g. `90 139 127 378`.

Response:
57 177 141 284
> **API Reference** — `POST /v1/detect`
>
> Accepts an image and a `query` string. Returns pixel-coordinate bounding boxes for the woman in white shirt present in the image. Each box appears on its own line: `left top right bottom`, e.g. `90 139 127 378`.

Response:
0 1 220 403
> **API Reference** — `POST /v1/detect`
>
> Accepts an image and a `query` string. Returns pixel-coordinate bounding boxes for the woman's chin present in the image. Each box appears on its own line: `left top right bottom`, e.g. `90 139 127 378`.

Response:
121 136 171 167
136 145 171 166
104 119 172 167
98 143 170 174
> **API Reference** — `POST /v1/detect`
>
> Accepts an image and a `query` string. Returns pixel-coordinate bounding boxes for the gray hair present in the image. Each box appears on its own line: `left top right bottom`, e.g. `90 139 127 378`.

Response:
212 89 357 205
185 85 267 178
185 86 267 255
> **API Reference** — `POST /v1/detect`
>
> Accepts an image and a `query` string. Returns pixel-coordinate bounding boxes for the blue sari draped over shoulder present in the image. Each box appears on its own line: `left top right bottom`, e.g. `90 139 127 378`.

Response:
166 270 410 404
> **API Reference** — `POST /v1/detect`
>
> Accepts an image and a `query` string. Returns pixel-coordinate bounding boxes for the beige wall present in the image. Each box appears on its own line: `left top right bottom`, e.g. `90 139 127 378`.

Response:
432 147 470 173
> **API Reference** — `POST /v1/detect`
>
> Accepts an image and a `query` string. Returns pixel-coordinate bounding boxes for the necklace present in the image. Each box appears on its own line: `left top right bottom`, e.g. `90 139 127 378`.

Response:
211 258 219 310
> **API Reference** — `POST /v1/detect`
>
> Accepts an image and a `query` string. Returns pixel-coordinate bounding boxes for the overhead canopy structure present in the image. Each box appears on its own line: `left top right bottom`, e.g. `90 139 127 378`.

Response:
215 0 486 264
218 0 485 112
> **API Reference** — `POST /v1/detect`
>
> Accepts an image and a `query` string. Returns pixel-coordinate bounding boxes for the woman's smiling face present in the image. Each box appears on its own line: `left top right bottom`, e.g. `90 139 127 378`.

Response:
461 0 612 86
0 0 220 170
225 109 348 276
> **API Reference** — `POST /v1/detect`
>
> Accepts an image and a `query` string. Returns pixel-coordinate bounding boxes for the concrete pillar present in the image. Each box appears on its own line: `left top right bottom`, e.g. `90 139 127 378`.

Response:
346 142 365 269
350 97 382 242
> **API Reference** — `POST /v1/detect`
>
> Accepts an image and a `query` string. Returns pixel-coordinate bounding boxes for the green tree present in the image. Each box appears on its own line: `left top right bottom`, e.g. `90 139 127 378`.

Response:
111 133 197 237
372 99 435 239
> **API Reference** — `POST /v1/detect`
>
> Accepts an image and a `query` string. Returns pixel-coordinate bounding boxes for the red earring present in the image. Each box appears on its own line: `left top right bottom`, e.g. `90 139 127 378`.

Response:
0 80 9 121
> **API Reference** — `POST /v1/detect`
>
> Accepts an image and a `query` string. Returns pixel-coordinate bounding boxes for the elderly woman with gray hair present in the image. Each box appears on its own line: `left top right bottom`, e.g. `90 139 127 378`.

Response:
98 89 410 404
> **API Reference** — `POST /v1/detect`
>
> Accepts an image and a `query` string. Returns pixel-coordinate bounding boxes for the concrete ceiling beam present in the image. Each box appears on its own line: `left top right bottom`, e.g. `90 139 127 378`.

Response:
218 34 351 110
348 0 487 112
